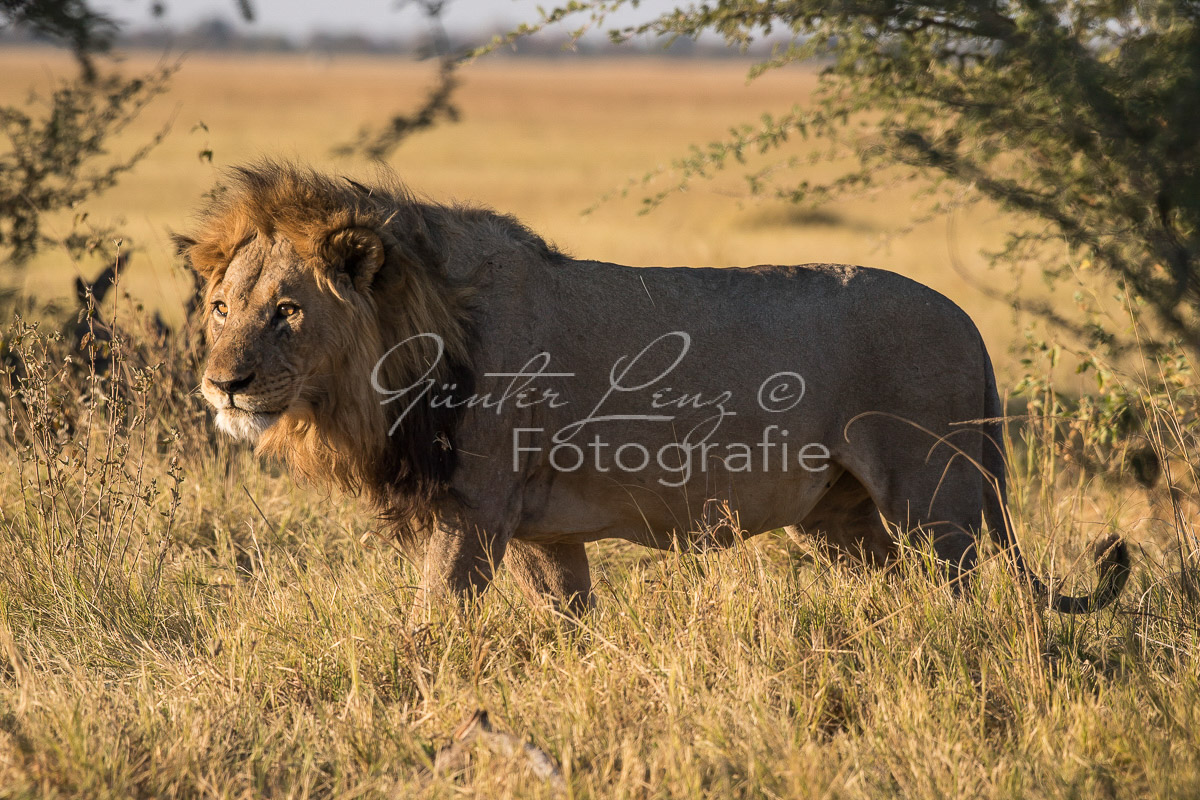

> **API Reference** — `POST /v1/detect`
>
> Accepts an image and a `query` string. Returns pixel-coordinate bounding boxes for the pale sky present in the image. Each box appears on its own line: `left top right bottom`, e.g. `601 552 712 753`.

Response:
90 0 681 39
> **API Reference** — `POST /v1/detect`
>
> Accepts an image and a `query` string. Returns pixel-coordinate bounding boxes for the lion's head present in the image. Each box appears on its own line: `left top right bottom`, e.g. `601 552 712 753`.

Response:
175 162 476 526
195 227 386 442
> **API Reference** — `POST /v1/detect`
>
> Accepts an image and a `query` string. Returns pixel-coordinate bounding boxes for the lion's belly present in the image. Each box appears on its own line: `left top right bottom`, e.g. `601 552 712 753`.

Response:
513 463 843 550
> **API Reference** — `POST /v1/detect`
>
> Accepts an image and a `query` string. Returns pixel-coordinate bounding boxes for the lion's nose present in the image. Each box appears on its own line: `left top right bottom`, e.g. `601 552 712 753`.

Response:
208 372 255 395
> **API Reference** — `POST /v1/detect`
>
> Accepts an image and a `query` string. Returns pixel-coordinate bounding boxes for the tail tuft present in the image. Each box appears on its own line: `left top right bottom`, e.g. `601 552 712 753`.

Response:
1088 532 1130 611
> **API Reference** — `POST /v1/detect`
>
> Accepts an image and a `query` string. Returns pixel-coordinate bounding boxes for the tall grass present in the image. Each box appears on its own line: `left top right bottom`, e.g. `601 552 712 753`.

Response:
0 282 1197 798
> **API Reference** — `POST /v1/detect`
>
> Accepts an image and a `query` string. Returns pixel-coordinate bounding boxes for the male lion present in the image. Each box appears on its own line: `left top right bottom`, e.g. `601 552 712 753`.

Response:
177 162 1129 614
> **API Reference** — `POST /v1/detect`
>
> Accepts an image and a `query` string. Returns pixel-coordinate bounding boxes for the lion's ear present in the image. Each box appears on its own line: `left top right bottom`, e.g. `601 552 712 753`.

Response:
170 232 213 280
324 227 385 292
170 232 195 258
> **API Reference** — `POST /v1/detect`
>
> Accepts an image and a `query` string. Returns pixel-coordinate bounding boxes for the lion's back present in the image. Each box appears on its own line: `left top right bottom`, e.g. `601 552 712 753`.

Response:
471 257 986 378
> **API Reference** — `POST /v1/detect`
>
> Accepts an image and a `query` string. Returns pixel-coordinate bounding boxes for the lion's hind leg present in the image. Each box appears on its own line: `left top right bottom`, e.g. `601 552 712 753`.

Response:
838 419 984 588
791 470 898 567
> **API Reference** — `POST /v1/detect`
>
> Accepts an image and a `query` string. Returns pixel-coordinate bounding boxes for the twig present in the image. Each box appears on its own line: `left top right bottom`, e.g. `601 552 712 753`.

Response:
433 709 565 793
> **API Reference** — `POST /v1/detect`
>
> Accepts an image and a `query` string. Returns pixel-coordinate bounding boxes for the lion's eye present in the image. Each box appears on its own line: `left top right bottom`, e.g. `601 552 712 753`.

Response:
212 301 228 319
277 303 300 319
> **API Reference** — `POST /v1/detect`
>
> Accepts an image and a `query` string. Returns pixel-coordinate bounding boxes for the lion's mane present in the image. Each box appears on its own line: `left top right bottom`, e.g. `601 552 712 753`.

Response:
179 161 558 537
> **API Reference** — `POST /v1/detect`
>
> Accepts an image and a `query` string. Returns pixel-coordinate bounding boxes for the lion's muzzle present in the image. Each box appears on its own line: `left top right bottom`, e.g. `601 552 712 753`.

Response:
201 371 294 442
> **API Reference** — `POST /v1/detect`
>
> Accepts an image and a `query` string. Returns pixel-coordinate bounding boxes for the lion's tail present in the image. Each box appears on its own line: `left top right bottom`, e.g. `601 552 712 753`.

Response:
980 342 1130 614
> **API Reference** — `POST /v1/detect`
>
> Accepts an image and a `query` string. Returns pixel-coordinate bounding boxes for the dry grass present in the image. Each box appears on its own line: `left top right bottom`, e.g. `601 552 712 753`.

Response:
2 47 1198 799
0 318 1197 798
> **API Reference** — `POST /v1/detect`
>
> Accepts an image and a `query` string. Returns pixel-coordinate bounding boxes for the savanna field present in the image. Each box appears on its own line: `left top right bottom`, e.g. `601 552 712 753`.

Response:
1 47 1199 798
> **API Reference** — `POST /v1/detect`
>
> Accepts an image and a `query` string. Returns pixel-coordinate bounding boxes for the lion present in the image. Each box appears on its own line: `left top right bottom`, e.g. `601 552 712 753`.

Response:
175 161 1129 615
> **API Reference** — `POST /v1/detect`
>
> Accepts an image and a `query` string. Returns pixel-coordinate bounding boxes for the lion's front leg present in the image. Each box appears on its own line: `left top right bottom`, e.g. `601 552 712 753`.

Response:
504 540 592 615
412 525 509 618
